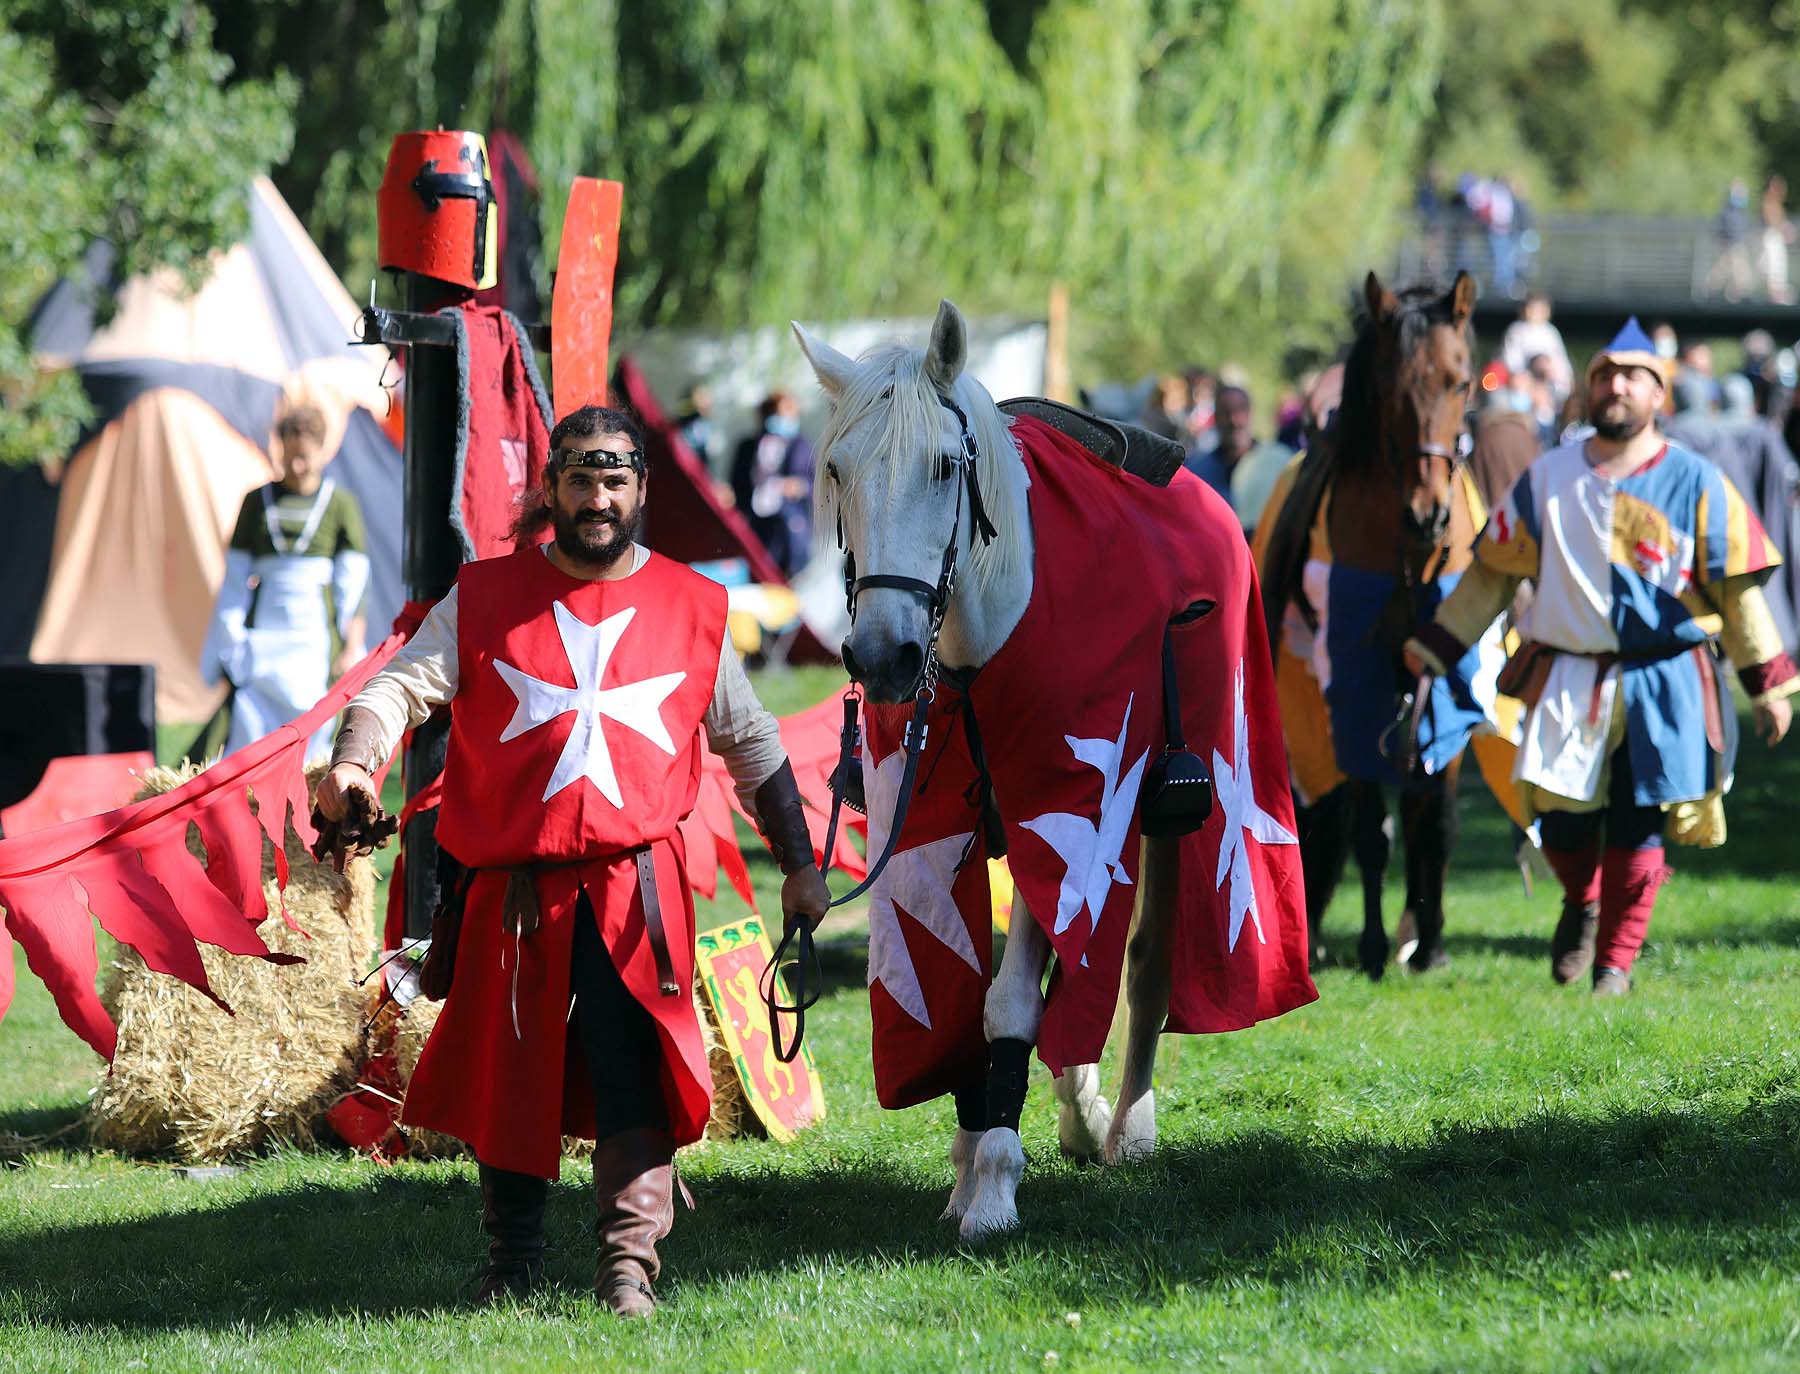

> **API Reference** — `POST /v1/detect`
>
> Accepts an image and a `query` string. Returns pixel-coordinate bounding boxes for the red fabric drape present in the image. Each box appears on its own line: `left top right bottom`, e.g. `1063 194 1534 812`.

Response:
0 605 428 1060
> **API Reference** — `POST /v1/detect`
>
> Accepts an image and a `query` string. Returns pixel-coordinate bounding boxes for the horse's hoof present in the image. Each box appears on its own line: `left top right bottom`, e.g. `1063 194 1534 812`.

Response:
1393 910 1419 966
1055 1065 1112 1161
958 1128 1024 1242
1102 1091 1156 1165
1405 942 1449 973
1057 1099 1111 1163
1358 934 1389 981
940 1127 984 1221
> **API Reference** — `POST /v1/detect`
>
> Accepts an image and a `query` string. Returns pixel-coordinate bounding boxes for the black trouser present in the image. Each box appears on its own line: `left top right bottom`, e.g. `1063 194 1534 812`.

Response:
477 893 667 1198
569 891 670 1139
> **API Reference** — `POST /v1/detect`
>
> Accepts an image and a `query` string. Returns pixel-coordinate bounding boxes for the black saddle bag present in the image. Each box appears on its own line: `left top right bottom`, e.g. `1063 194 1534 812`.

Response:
1138 603 1216 838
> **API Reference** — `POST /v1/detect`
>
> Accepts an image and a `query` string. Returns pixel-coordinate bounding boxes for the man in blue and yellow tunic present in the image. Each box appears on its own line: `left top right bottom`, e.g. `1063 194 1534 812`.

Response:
1407 318 1796 995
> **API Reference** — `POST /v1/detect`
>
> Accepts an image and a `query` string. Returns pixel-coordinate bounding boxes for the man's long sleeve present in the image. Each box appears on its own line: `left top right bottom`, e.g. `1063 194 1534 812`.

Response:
345 588 462 765
703 629 787 815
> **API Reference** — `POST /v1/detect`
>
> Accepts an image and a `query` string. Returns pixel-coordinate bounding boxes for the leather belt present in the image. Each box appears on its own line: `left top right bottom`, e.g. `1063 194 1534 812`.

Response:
498 847 681 999
635 846 680 998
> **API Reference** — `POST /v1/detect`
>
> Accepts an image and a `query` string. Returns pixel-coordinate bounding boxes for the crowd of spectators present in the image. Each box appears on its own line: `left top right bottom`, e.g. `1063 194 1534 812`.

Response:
1413 166 1538 300
675 383 817 580
670 286 1800 632
1705 177 1796 305
1112 363 1341 537
1411 168 1800 307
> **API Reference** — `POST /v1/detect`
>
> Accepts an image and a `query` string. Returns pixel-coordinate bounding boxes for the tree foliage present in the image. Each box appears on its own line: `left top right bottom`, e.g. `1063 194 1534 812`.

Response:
0 1 292 464
203 0 1439 383
18 0 1800 470
1427 0 1800 216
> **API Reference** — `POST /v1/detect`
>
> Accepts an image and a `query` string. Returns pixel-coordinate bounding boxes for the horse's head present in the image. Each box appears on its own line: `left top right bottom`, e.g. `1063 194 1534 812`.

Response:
1364 269 1476 553
794 300 1020 703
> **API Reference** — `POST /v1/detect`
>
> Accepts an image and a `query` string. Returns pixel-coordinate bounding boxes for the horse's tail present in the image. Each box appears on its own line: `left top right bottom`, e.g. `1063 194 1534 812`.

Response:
1256 444 1336 653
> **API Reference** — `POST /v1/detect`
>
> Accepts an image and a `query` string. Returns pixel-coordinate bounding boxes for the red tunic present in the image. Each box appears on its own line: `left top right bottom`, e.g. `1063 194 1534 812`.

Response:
864 416 1316 1106
402 545 728 1177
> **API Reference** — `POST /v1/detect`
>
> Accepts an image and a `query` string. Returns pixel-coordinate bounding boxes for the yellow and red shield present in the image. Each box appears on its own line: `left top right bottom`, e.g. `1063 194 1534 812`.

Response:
696 918 824 1142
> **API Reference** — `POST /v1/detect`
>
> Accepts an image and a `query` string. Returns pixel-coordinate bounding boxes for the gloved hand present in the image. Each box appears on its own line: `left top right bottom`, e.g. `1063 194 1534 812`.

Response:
310 764 398 872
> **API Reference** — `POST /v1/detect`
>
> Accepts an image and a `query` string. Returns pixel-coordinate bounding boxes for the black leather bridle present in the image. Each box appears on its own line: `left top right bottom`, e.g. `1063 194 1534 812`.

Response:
761 389 997 1063
838 392 999 627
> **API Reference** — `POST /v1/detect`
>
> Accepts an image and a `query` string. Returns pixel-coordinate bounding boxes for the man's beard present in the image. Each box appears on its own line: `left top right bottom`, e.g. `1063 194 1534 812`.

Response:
553 504 642 567
1592 399 1651 442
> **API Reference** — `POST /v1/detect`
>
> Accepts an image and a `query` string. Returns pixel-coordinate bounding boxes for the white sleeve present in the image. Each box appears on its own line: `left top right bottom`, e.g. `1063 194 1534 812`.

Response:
347 586 461 762
201 549 255 687
331 549 372 640
703 624 787 814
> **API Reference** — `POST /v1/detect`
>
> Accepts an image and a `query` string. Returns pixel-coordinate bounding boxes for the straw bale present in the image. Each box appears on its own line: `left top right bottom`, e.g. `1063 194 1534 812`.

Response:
86 763 376 1161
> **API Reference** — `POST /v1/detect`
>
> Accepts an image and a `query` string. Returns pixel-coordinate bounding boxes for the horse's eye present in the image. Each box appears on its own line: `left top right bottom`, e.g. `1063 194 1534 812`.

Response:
880 386 894 402
826 461 841 484
933 452 955 482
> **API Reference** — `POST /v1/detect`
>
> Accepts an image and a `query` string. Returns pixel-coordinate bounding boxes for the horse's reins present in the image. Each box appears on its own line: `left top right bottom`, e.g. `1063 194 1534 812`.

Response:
1379 427 1466 775
760 389 996 1063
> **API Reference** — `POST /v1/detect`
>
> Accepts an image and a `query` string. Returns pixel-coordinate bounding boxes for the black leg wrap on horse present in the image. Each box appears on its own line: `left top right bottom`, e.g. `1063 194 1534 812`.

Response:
986 1038 1032 1133
953 1076 990 1133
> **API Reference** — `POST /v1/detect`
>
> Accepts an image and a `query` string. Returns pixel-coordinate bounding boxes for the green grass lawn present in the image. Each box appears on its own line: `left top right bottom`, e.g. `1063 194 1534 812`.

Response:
6 679 1800 1372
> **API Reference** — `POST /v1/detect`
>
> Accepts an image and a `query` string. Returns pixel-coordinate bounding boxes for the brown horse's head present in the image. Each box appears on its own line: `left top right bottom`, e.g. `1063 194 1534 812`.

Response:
1362 270 1476 552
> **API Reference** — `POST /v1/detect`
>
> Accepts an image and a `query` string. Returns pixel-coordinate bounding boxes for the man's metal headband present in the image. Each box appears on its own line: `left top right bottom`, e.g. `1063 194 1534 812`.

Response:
548 445 645 476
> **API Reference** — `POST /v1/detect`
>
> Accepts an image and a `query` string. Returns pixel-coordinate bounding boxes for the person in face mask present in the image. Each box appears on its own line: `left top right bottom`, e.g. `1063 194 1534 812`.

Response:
729 391 816 577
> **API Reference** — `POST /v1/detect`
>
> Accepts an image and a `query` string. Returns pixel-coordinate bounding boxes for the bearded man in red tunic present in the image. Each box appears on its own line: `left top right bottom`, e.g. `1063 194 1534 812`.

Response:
314 404 829 1315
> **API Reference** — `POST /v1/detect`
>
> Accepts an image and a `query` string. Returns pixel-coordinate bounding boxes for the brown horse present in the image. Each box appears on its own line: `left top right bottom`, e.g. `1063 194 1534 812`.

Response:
1258 270 1516 977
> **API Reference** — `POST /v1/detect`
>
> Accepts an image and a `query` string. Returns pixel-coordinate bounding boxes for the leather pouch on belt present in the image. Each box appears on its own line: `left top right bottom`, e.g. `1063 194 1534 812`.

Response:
502 867 542 938
418 866 471 1002
1495 640 1557 708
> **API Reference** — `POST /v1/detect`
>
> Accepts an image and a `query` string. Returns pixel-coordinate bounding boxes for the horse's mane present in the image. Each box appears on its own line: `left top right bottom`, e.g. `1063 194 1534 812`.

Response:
1257 282 1468 648
813 342 1028 586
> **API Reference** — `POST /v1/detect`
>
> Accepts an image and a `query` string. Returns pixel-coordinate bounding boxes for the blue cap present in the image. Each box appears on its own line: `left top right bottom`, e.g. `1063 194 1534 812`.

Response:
1586 316 1670 384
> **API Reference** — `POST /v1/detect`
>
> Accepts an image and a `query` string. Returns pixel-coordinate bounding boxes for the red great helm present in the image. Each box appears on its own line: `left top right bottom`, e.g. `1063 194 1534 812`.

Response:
377 130 499 291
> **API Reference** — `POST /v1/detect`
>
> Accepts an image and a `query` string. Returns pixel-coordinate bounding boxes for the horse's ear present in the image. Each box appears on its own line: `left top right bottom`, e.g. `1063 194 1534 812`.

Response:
1448 270 1478 327
1364 270 1398 323
792 322 856 399
925 299 967 392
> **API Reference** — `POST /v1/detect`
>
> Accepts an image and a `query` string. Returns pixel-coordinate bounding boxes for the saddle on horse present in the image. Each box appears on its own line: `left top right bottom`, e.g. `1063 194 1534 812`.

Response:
998 397 1187 489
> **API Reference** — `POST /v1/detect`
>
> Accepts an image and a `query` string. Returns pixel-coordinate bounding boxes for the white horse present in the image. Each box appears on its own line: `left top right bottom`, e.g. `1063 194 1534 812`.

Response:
794 301 1180 1240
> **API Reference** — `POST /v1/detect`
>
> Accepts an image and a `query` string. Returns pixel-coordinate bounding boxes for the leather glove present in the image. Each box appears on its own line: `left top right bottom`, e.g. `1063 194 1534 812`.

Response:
309 782 398 873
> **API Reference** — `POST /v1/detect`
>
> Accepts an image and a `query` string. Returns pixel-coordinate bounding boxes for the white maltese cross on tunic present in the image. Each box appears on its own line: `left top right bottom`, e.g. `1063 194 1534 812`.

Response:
493 602 686 806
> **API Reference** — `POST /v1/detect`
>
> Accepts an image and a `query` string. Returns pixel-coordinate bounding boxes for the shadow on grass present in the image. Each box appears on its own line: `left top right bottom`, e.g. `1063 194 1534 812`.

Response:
8 1096 1800 1329
0 1103 85 1162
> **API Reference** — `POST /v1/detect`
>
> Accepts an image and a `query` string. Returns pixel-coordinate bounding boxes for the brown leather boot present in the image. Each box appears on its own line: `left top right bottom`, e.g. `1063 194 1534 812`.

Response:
593 1127 677 1317
471 1164 547 1305
1550 898 1599 985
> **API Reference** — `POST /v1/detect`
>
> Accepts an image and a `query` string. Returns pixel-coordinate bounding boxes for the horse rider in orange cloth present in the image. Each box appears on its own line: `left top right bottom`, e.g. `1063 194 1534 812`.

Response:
314 404 830 1314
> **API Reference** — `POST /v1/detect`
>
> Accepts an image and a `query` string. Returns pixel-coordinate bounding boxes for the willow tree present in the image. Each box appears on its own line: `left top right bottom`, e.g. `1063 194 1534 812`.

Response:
215 0 1444 380
532 0 1442 377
